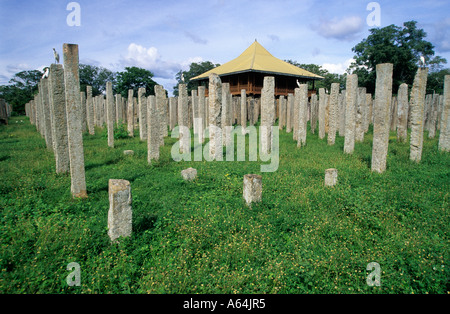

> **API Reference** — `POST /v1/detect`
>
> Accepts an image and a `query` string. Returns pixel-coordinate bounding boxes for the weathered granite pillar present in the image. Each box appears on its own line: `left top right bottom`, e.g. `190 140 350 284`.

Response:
198 86 206 132
138 87 147 141
396 83 409 142
147 95 159 162
310 94 318 134
127 89 134 137
178 83 190 154
108 179 132 242
428 93 439 138
389 96 398 132
106 81 114 148
328 83 339 145
48 64 70 173
365 93 373 132
63 43 87 198
409 67 428 162
338 90 346 137
344 74 358 154
278 95 286 130
40 78 53 150
156 85 168 139
243 174 262 207
438 75 450 152
286 93 294 133
297 84 308 147
169 96 177 131
261 77 275 154
318 88 326 139
86 86 95 135
371 63 393 173
355 87 366 142
115 94 122 124
222 83 232 147
208 74 222 160
241 89 247 129
80 91 87 133
324 168 338 187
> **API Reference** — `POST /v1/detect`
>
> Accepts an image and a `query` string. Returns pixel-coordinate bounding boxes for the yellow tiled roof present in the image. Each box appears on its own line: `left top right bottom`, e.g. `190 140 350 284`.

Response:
191 40 324 81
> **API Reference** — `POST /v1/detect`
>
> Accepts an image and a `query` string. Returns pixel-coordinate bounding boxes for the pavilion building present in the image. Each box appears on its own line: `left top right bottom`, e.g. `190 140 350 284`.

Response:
190 40 324 97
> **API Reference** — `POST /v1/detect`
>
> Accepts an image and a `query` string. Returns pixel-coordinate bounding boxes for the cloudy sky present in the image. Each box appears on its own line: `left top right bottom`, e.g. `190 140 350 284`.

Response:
0 0 449 95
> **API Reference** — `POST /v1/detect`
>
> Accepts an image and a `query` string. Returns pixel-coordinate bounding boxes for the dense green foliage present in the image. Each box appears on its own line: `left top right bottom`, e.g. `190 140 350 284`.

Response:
173 61 220 97
350 21 447 94
0 116 448 294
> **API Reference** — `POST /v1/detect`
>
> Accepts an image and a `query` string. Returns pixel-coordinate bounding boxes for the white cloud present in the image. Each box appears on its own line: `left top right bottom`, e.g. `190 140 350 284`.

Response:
314 16 364 41
322 58 354 74
119 43 180 79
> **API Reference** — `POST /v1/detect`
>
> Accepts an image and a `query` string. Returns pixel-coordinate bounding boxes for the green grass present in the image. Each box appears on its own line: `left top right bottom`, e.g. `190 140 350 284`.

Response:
0 116 448 294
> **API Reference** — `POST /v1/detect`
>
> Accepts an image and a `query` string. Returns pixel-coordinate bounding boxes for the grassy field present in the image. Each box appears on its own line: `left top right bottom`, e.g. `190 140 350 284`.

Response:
0 116 448 294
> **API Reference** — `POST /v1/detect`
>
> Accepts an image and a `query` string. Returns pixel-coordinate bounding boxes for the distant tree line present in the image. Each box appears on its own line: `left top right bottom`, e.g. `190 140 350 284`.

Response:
1 20 447 115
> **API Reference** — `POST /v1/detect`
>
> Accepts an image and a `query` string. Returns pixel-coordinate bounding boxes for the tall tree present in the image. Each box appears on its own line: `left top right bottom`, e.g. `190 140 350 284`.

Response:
79 64 116 96
0 70 43 114
173 61 220 96
350 20 446 94
115 66 158 98
285 60 346 91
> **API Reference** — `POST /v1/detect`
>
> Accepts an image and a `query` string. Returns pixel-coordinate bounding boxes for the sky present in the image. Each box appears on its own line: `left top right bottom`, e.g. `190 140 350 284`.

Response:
0 0 449 95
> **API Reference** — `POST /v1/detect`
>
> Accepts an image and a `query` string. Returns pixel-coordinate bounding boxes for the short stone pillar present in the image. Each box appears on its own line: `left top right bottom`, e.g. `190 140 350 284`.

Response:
108 179 132 242
181 167 197 181
243 174 262 207
324 168 338 187
396 83 409 142
123 150 134 155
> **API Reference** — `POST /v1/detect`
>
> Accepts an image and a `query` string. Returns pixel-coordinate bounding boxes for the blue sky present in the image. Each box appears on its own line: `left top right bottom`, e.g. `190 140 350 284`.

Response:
0 0 449 95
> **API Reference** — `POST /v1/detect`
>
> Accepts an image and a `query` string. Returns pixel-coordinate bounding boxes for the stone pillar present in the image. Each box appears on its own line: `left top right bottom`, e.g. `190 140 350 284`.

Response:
328 83 339 145
355 87 366 143
371 63 394 173
286 93 293 133
63 43 87 198
222 83 232 147
261 77 275 154
115 94 122 124
338 90 346 137
389 96 398 132
127 89 134 137
155 85 168 140
318 88 326 139
108 179 132 242
428 93 439 138
243 174 262 207
409 68 428 162
147 95 160 163
178 84 190 154
293 88 300 141
40 78 53 150
169 97 177 131
106 81 114 148
297 84 308 147
86 86 95 135
192 89 199 137
80 91 87 133
48 64 70 174
365 93 373 132
324 168 338 187
208 74 222 160
241 89 247 129
344 74 358 154
396 83 409 142
138 87 147 141
198 86 206 132
310 94 318 134
438 75 450 152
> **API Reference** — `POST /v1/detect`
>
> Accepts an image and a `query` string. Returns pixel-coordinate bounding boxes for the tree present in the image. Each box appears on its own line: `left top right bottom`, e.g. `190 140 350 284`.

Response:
285 60 346 91
0 70 43 114
350 20 447 94
115 66 158 98
79 64 116 97
427 68 450 95
173 61 220 96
